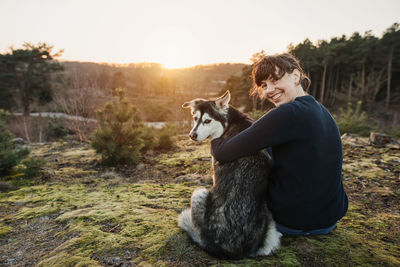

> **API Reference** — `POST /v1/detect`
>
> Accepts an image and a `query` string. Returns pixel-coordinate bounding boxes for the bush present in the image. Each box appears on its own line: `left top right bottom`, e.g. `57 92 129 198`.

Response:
22 157 46 178
0 110 30 176
336 101 375 136
47 118 71 140
92 89 145 166
140 126 158 152
156 123 176 151
393 128 400 139
140 124 177 152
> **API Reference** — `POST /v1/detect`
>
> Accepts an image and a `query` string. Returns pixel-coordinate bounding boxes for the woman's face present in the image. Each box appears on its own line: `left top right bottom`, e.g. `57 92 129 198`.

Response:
260 69 304 107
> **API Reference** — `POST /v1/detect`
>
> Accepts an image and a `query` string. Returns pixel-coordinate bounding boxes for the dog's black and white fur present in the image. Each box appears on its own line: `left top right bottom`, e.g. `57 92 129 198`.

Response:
178 91 281 259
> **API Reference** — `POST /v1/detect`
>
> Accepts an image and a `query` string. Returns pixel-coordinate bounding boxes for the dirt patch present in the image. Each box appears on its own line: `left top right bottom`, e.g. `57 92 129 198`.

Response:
0 214 78 266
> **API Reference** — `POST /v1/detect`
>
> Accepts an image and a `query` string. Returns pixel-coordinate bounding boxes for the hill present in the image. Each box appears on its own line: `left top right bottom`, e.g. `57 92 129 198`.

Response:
0 135 399 266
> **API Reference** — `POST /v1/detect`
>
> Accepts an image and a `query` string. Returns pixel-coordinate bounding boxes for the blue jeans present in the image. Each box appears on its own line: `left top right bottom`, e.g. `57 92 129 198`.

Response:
276 223 337 236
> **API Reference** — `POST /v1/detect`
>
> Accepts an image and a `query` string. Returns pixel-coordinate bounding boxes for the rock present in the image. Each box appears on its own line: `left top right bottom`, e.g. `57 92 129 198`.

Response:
369 132 398 146
110 257 121 265
7 258 16 265
12 138 27 145
341 133 369 147
100 171 119 179
136 163 145 170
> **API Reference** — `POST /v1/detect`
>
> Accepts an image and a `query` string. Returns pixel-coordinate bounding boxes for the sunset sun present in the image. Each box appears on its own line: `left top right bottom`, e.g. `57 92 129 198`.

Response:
155 39 195 69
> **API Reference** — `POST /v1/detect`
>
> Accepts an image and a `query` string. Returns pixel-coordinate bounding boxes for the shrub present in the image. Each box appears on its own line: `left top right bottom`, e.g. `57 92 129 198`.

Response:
140 126 158 152
140 124 177 152
394 128 400 139
0 110 30 176
47 118 71 140
336 101 375 136
22 157 46 178
92 89 145 166
156 123 176 151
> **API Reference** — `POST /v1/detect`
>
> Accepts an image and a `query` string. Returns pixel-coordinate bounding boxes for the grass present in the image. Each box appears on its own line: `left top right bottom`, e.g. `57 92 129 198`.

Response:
0 135 399 266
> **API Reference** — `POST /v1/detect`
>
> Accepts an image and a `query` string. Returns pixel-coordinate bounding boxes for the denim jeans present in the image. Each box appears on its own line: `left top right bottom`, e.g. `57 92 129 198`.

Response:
276 222 337 236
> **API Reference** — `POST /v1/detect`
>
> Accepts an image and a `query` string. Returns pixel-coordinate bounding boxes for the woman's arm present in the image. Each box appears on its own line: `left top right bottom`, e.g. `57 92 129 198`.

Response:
211 104 298 163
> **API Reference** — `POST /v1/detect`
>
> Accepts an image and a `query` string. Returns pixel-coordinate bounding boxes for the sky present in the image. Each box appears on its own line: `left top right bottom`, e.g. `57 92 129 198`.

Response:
0 0 399 68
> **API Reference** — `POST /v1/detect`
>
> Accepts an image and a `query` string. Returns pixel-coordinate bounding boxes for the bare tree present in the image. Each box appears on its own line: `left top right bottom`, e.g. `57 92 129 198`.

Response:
54 65 109 141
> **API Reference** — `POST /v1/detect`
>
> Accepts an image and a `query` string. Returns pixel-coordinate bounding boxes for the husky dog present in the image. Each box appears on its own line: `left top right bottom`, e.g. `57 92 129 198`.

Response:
178 91 281 259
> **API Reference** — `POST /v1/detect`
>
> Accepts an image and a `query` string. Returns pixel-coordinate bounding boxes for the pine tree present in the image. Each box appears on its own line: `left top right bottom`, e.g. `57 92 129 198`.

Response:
92 89 144 166
0 42 63 114
0 110 30 176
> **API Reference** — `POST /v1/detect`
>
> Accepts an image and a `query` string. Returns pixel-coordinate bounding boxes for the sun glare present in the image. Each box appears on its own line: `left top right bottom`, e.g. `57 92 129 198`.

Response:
156 41 194 69
162 60 189 69
159 52 192 69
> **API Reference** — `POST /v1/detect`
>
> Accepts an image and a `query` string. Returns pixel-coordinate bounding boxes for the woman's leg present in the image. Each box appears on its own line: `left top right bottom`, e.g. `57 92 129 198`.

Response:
276 223 337 236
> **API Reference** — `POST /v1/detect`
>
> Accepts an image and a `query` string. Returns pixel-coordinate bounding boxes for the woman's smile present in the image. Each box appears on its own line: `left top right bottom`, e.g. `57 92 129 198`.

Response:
271 92 282 100
265 89 284 105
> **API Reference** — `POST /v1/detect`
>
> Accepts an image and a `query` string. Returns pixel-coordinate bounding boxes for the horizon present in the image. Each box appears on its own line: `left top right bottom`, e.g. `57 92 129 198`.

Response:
57 58 248 70
1 0 399 68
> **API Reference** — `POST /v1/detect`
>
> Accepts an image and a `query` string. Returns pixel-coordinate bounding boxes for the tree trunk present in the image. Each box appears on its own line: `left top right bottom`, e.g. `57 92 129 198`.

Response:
334 68 340 92
330 68 340 106
312 72 318 97
320 63 327 104
348 74 353 102
371 70 384 104
326 67 333 103
38 106 43 143
361 63 366 101
393 112 399 129
23 99 30 116
23 116 31 143
386 46 393 109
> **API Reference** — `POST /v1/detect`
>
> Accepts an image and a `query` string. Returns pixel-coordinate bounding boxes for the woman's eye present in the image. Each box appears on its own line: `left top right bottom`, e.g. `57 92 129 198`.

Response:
204 119 211 124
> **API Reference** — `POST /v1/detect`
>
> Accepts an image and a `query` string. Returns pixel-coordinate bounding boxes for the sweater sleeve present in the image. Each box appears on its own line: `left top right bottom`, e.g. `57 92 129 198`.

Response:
211 103 299 163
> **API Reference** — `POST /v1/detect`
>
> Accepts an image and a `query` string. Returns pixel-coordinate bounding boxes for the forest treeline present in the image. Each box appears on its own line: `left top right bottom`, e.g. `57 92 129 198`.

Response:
0 23 399 129
224 23 400 118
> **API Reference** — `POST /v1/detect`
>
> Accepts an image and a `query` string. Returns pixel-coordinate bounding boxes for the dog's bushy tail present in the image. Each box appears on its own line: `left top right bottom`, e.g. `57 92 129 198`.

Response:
178 209 203 247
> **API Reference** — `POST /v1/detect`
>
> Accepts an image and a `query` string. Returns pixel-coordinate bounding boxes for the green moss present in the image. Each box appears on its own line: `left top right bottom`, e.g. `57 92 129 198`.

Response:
36 252 101 267
1 140 399 266
0 223 12 237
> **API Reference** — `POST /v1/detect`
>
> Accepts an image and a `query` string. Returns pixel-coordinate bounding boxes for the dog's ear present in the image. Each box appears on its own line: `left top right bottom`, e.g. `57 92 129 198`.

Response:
182 98 204 109
215 91 231 110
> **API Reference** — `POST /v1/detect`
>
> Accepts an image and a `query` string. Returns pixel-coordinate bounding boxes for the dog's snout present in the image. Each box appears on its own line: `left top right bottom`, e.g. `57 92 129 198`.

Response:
189 132 198 140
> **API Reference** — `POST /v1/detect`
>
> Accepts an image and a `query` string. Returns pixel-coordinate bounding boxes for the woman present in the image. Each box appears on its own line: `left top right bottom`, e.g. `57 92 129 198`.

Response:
211 53 348 236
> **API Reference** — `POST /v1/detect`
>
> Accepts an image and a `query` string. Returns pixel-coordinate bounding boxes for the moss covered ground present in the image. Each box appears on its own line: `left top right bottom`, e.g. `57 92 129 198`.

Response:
0 135 399 266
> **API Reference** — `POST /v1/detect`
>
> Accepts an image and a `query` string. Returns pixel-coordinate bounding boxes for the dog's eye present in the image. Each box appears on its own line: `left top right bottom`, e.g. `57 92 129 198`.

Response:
204 119 211 124
194 117 198 121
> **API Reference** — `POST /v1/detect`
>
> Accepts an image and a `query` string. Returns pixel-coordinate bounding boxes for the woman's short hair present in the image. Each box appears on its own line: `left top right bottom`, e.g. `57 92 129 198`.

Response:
250 53 311 96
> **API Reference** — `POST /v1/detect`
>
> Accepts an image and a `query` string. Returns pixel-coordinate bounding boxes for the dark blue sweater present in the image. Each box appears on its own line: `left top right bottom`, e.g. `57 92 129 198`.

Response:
211 95 348 230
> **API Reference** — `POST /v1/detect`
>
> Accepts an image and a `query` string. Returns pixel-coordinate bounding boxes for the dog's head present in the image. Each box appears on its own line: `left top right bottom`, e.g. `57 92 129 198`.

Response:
182 91 231 141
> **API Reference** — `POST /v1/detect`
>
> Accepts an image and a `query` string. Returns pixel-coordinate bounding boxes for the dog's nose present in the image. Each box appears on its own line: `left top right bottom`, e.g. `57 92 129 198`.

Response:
189 132 198 140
